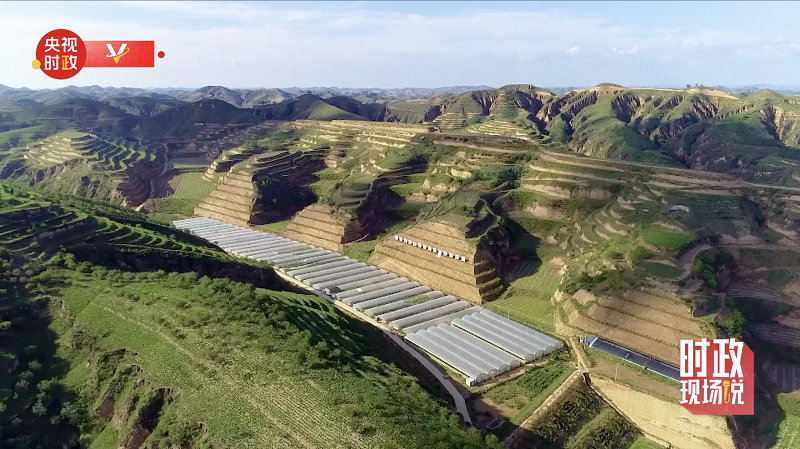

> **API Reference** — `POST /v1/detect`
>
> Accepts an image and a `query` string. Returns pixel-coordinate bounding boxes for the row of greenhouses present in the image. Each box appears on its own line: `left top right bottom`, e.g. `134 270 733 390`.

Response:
173 217 563 385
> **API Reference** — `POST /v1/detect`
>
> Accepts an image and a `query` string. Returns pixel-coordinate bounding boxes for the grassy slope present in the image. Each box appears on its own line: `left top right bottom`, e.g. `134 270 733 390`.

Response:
149 172 217 216
53 271 489 448
0 183 495 448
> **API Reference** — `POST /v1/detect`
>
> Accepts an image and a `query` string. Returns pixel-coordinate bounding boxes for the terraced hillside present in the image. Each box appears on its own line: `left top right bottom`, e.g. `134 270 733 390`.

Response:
0 183 281 278
0 183 495 449
370 193 508 305
0 130 163 207
195 149 325 226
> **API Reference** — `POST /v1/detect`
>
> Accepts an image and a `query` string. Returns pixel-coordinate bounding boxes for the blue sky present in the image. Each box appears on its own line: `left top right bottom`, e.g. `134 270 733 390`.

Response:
2 1 799 89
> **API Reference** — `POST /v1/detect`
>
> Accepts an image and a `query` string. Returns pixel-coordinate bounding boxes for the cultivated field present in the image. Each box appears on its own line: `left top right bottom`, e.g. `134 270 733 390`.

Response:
149 172 216 216
486 260 561 334
59 273 481 449
592 377 734 449
772 416 799 449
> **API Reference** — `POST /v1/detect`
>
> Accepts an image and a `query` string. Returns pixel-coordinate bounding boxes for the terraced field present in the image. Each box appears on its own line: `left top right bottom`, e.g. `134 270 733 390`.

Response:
486 261 561 334
0 183 239 265
0 130 163 207
466 120 532 138
370 216 505 305
561 287 708 366
148 172 217 216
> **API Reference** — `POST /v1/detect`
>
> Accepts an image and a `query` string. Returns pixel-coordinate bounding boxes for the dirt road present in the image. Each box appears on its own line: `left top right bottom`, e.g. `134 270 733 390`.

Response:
677 243 712 280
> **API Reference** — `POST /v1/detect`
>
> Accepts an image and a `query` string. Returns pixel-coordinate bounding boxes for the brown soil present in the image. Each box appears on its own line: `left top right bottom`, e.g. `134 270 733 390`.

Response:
592 377 734 449
591 355 678 403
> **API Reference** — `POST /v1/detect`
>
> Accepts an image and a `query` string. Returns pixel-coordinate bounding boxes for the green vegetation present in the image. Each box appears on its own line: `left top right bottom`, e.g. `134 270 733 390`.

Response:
0 182 498 448
48 270 490 448
564 406 639 449
628 436 664 449
507 212 568 237
768 269 793 287
255 219 291 234
518 382 608 448
692 249 733 290
344 240 378 263
148 172 216 216
486 261 561 334
639 225 695 250
642 261 682 279
772 393 800 449
137 99 259 138
254 94 366 121
484 360 574 425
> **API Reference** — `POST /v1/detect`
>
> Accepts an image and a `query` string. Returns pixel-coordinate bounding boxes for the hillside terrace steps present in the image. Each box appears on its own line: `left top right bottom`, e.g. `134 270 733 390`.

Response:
369 219 503 305
283 204 352 252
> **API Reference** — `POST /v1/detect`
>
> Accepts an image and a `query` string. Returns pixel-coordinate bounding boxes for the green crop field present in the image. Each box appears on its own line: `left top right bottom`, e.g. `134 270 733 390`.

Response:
486 261 561 334
59 275 423 447
642 261 683 279
344 240 378 263
772 393 800 449
628 436 664 449
639 225 695 250
33 270 486 449
255 219 291 234
514 381 638 449
484 360 574 425
149 173 216 216
772 415 799 449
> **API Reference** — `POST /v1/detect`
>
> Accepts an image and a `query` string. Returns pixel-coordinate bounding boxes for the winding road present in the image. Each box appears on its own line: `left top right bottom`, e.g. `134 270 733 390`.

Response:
677 243 712 280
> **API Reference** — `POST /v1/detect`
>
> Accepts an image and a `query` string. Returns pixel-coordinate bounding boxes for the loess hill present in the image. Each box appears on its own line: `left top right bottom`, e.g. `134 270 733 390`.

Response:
3 81 800 449
0 182 499 449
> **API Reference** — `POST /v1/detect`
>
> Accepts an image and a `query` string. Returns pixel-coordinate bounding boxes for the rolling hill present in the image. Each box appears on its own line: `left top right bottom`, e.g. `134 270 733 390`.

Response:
178 86 295 108
0 182 497 449
252 93 367 121
136 99 261 138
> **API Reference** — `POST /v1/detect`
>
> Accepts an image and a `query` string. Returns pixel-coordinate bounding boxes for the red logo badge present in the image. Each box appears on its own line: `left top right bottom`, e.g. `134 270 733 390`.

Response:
33 29 164 80
680 338 754 415
34 29 87 80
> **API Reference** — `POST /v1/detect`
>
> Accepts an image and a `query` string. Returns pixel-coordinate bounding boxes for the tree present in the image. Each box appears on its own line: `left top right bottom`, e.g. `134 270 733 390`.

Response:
724 309 745 339
686 84 692 89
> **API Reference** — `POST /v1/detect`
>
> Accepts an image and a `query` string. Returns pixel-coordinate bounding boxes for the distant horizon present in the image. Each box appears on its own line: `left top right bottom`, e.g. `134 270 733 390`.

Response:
3 82 800 92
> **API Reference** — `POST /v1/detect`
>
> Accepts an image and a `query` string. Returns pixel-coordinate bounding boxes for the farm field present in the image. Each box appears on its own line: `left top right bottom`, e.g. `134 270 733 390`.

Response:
592 377 734 449
255 219 291 234
643 261 683 279
772 415 799 449
486 260 561 335
53 271 489 449
482 359 574 427
511 381 639 449
563 286 708 366
149 172 217 216
639 225 695 250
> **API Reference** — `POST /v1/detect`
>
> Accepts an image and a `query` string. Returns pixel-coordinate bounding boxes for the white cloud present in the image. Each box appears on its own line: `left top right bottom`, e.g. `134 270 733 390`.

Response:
612 45 639 55
0 2 798 88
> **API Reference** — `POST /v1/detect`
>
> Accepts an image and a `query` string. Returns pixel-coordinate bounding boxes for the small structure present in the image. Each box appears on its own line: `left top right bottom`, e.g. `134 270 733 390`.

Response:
667 204 690 213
